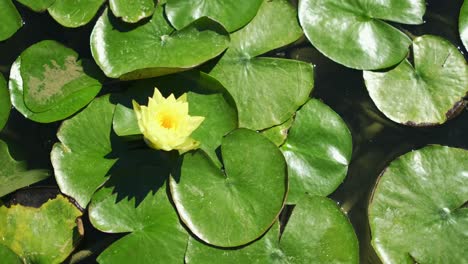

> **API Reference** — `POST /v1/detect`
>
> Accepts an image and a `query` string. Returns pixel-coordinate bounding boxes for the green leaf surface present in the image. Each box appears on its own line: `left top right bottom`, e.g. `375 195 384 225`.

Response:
113 103 141 138
364 35 468 126
0 139 50 198
165 0 263 32
0 195 83 264
48 0 105 28
460 0 468 51
90 6 229 80
299 0 425 69
109 0 155 23
0 74 10 131
170 128 287 247
0 244 21 264
89 153 187 264
186 195 359 264
51 95 118 208
261 118 293 147
369 145 468 264
0 0 22 41
9 40 102 123
16 0 55 12
281 99 352 203
209 0 313 130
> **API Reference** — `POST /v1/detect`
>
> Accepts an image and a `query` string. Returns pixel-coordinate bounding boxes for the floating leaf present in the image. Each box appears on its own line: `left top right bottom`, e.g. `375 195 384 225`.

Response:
0 139 50 198
0 195 83 264
48 0 106 28
369 145 468 263
16 0 55 12
0 0 22 41
109 0 155 23
165 0 263 32
299 0 425 69
170 128 287 247
261 117 293 147
51 95 119 208
281 99 352 203
9 40 102 123
364 35 468 126
0 74 10 131
90 6 229 80
460 0 468 50
186 195 359 264
209 0 313 130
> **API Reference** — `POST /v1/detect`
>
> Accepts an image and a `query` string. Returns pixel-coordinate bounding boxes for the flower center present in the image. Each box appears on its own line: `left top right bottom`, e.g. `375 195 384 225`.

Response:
159 113 176 129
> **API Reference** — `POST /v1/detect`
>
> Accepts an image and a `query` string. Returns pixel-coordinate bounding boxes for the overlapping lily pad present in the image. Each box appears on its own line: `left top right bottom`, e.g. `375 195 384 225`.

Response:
0 195 83 264
281 99 352 203
16 0 55 12
48 0 105 28
51 95 119 208
209 0 314 130
170 128 287 247
460 0 468 50
369 145 468 263
186 195 359 263
299 0 426 69
261 118 293 147
90 6 230 80
9 40 102 123
109 0 155 23
0 0 22 41
0 74 10 131
364 35 468 126
165 0 263 32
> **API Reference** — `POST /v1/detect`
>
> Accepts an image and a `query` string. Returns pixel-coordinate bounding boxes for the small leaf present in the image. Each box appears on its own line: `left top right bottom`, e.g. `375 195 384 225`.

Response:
109 0 155 23
261 117 293 147
0 74 10 131
48 0 106 28
16 0 55 12
0 0 22 41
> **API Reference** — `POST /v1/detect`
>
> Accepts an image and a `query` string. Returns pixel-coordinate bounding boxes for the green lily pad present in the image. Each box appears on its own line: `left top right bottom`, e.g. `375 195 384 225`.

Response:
51 95 119 208
16 0 55 12
165 0 263 32
0 0 22 41
186 195 359 264
261 117 293 147
9 40 102 123
0 244 21 264
460 0 468 50
281 99 352 203
170 128 287 247
209 0 313 130
0 139 50 198
88 152 187 264
0 195 83 264
48 0 105 28
90 6 230 80
299 0 425 70
363 35 468 126
369 145 468 263
0 74 10 131
109 0 155 23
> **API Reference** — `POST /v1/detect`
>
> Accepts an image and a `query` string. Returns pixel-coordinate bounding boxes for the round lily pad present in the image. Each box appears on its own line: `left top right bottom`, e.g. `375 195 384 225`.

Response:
363 35 468 126
170 128 287 247
0 0 22 41
48 0 106 28
90 6 230 80
0 195 83 264
165 0 263 32
9 40 102 123
460 0 468 50
369 145 468 263
109 0 155 23
0 74 10 131
299 0 426 69
281 99 352 203
16 0 55 12
209 0 313 130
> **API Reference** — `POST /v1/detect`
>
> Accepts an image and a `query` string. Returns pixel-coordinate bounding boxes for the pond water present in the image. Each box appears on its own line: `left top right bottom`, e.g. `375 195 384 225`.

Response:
0 1 467 263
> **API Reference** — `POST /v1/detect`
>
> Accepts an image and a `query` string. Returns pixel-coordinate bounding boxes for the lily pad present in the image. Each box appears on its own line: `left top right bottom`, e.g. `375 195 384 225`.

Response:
186 195 359 264
261 118 293 147
0 74 10 131
0 139 50 198
369 145 468 263
48 0 105 28
209 0 313 130
0 0 22 41
9 40 102 123
109 0 155 23
281 99 352 203
165 0 263 32
16 0 55 12
170 128 287 247
0 195 83 264
299 0 426 69
90 6 230 80
460 0 468 50
51 95 119 208
88 152 187 264
363 35 468 126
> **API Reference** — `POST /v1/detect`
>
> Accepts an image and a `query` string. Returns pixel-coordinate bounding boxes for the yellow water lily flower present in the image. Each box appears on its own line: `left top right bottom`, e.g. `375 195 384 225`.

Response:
132 88 205 154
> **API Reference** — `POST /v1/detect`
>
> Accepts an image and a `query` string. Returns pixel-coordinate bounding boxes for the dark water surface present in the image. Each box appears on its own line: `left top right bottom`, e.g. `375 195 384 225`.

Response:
0 1 467 263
